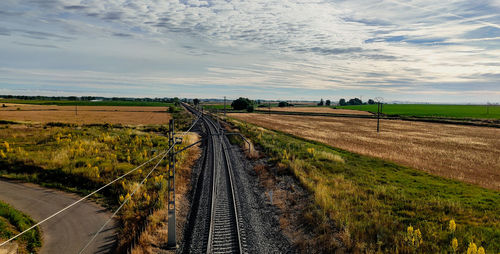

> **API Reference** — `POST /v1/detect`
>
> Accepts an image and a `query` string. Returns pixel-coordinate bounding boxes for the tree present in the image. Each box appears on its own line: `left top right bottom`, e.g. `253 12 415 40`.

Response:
325 100 331 106
231 97 252 110
278 101 289 107
193 98 200 105
318 99 324 106
368 99 375 105
339 98 347 106
173 97 180 106
247 105 254 112
348 98 363 105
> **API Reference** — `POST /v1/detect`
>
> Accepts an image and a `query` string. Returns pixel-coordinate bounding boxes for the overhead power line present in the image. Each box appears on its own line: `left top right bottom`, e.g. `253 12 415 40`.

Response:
0 114 201 248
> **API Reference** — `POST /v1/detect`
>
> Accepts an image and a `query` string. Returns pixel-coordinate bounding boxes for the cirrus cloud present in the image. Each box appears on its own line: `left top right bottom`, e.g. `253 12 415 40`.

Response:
0 0 499 102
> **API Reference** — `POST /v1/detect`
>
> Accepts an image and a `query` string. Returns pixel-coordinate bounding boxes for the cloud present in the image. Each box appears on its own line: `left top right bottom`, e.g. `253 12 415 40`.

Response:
464 26 500 39
64 5 87 10
21 30 71 40
102 11 123 21
0 0 498 102
0 27 11 36
112 32 132 38
14 41 60 48
309 47 363 55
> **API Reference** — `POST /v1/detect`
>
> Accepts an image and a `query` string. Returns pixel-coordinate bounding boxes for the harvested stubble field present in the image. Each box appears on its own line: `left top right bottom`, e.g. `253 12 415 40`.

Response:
258 106 373 115
230 113 500 190
0 104 170 125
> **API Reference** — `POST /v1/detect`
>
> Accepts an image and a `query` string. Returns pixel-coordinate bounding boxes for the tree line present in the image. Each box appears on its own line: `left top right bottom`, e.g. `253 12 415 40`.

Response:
319 98 376 106
0 95 187 103
220 97 378 112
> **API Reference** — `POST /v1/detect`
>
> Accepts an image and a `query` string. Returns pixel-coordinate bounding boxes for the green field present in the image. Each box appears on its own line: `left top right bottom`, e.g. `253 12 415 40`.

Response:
227 117 500 253
337 104 500 119
0 99 172 107
202 104 228 110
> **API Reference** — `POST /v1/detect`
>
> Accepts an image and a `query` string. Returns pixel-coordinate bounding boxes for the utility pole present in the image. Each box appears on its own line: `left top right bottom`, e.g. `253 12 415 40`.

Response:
377 102 381 132
375 97 383 133
376 102 384 133
166 119 177 249
75 104 78 116
224 96 226 116
268 101 271 115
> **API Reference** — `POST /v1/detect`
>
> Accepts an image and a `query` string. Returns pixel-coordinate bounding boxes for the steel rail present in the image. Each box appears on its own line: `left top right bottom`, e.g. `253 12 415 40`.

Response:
203 112 243 254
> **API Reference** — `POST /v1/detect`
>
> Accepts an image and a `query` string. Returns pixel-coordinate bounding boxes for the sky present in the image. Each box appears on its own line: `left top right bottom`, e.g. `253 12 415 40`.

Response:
0 0 499 103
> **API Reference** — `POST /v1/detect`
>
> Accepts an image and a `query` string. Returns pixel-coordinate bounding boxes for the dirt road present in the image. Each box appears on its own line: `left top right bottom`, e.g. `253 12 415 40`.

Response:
0 180 117 253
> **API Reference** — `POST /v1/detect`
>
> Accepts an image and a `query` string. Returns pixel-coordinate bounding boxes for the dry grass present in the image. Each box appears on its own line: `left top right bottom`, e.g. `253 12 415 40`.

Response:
261 106 373 115
230 113 500 190
131 133 201 254
0 104 170 125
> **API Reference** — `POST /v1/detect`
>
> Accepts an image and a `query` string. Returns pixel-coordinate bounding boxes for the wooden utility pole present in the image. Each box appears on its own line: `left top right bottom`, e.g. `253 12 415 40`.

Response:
269 102 271 115
224 96 226 116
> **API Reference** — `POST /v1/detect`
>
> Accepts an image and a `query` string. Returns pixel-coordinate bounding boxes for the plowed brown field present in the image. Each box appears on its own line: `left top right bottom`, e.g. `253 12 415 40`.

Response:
230 113 500 190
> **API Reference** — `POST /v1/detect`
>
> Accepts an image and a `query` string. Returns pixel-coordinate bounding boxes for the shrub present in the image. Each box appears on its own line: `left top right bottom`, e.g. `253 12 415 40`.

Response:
278 101 289 107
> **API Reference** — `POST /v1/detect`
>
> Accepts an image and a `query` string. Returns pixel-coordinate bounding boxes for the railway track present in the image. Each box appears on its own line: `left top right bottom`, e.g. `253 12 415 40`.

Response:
181 103 292 253
182 104 245 253
203 113 244 253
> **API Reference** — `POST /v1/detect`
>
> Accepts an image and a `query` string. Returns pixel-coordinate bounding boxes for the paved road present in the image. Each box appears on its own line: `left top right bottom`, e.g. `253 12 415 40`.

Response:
0 180 117 254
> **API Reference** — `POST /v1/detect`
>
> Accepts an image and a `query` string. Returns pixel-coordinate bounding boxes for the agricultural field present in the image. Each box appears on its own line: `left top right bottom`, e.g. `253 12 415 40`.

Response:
229 114 500 190
0 104 170 125
225 116 500 253
257 106 372 115
338 104 500 119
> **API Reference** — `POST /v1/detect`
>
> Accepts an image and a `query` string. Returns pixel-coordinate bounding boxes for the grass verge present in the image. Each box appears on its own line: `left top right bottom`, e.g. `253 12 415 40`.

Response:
225 117 500 253
0 200 41 253
130 133 200 253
